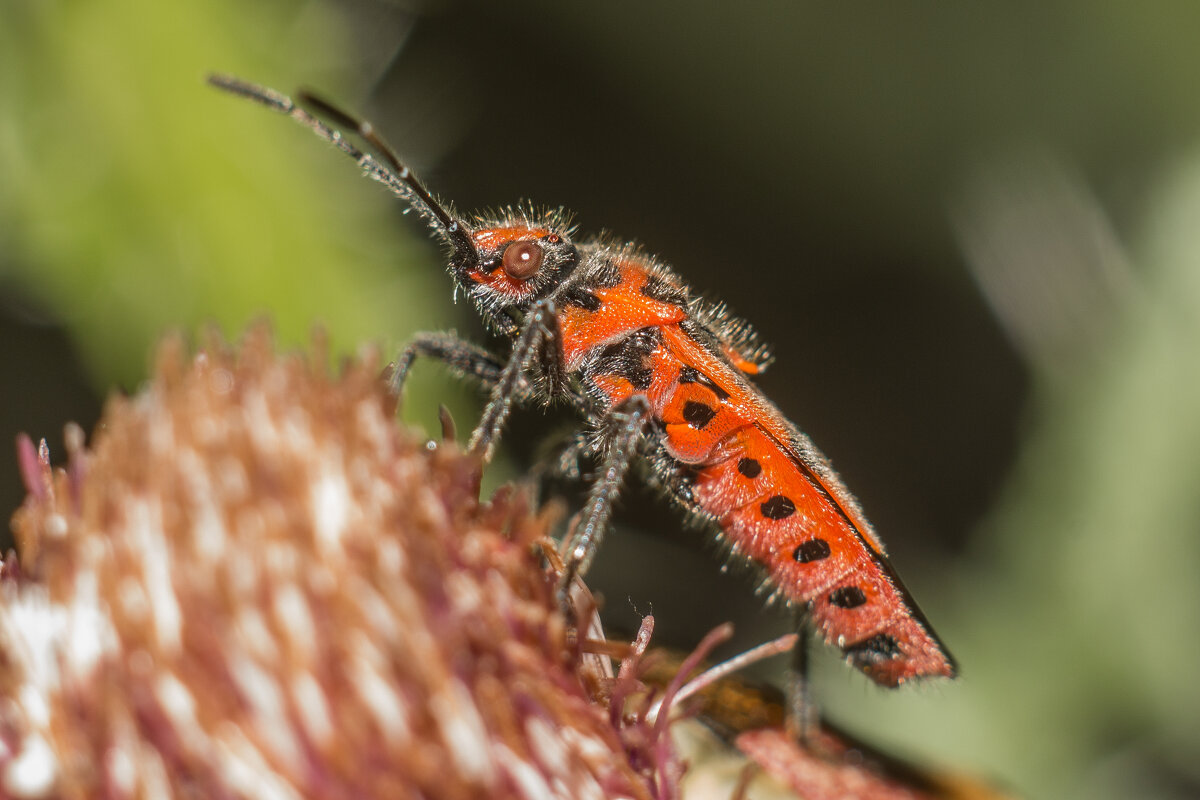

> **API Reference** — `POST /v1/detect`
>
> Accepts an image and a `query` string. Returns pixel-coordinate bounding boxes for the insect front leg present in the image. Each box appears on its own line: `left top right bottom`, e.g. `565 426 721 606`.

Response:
384 332 505 399
467 299 561 463
556 395 653 607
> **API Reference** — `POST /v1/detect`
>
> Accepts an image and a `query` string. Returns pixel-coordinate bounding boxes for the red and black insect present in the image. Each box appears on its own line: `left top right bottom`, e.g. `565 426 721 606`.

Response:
209 75 956 692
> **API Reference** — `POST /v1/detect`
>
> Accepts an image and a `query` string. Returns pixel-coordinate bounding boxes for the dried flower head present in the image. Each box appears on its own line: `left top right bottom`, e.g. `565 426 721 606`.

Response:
0 326 675 799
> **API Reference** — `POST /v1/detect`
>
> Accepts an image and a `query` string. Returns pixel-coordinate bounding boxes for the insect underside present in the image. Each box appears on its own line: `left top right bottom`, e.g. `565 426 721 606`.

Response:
208 74 956 695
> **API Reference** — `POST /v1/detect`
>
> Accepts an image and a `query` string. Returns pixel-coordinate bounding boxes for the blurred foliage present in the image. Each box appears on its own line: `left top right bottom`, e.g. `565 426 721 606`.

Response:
831 155 1200 798
0 0 450 390
3 2 1200 799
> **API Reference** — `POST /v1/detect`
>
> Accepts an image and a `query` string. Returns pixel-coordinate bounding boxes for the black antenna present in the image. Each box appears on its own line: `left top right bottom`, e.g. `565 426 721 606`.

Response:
206 74 474 257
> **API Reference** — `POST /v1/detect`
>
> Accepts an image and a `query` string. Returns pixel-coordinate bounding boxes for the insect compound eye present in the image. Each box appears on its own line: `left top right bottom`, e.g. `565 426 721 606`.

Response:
501 240 544 280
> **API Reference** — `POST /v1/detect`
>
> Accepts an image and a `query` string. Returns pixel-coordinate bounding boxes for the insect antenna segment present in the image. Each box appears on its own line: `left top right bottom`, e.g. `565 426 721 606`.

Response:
206 73 476 261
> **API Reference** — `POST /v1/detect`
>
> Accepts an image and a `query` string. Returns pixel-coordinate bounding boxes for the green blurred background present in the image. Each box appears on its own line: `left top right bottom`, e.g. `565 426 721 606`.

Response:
2 2 1198 798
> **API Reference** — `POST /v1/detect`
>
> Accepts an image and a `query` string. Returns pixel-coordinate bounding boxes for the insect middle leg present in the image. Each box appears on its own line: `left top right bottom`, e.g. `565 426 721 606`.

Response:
557 395 653 606
788 615 821 747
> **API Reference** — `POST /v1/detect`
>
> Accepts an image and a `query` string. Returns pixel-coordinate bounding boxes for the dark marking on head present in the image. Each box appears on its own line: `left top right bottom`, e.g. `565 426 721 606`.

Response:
829 586 867 609
792 538 831 562
678 365 731 400
844 633 902 669
760 495 796 520
561 285 602 312
737 457 762 479
641 275 688 306
682 400 716 429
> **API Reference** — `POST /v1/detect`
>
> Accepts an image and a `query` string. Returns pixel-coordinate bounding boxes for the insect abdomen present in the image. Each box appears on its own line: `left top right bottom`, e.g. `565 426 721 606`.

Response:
688 424 954 686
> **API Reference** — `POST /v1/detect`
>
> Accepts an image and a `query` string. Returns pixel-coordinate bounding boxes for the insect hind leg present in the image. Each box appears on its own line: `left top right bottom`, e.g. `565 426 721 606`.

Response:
788 614 823 749
556 395 652 610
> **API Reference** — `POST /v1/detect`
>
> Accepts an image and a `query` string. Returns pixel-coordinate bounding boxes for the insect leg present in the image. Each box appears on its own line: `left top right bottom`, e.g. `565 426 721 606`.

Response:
519 430 599 513
544 430 594 484
787 615 820 747
467 299 559 462
557 395 653 602
384 332 504 398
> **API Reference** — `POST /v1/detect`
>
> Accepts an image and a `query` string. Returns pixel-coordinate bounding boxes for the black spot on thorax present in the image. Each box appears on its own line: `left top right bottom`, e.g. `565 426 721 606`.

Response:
589 260 623 288
560 285 602 312
587 327 661 392
641 275 688 306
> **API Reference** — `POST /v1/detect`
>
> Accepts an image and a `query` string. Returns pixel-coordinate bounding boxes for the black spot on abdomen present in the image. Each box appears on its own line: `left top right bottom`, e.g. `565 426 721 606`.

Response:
792 538 830 562
682 401 716 429
844 633 902 668
829 586 867 608
737 458 762 479
678 365 731 400
760 495 796 520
